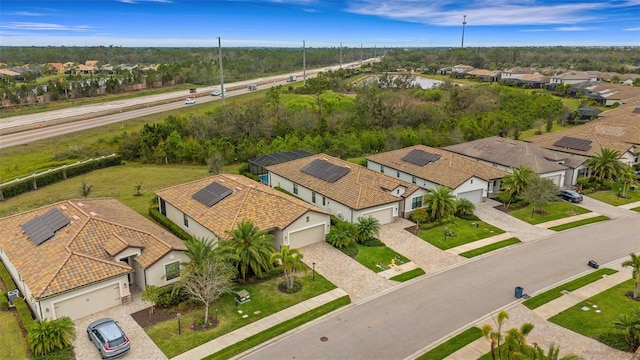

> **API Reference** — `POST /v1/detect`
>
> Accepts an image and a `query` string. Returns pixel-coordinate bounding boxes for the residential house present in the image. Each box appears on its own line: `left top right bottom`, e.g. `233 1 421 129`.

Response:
156 174 332 250
267 154 429 224
0 198 188 321
550 71 600 85
366 145 507 204
571 82 640 106
445 136 588 187
526 103 640 166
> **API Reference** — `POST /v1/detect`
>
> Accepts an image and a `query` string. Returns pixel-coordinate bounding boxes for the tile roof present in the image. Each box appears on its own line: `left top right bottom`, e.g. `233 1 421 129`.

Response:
573 82 640 103
367 145 508 189
526 103 640 156
445 136 587 173
155 174 331 239
267 154 420 210
0 199 186 299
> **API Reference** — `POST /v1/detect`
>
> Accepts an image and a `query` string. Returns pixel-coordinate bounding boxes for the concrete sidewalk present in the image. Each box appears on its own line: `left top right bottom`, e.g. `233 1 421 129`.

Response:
618 200 640 210
170 288 349 360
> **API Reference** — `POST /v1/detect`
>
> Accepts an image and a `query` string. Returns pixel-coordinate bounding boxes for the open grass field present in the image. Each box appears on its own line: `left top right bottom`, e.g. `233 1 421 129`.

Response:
507 201 590 225
586 183 640 206
549 279 638 352
145 270 336 358
418 218 505 250
0 311 30 360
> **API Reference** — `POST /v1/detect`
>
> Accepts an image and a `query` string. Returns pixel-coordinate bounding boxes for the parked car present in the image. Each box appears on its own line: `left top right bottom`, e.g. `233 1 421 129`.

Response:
558 189 583 203
87 318 130 359
185 97 196 104
210 89 221 96
588 260 599 269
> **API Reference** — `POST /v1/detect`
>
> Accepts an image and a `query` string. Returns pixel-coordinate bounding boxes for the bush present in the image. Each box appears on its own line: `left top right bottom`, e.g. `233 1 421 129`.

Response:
14 297 36 331
362 238 385 247
409 208 429 224
340 244 358 258
149 208 192 241
0 294 9 311
457 214 480 221
155 285 188 309
596 332 629 352
33 346 74 360
0 260 17 290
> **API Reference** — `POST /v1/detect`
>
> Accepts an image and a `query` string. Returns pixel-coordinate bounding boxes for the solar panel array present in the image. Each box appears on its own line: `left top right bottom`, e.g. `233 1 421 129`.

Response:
553 136 592 151
402 149 442 166
301 159 350 183
22 208 71 246
192 182 234 207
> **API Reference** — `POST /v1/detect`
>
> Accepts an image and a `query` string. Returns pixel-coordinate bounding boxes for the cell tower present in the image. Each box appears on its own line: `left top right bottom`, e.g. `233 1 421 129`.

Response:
461 15 467 48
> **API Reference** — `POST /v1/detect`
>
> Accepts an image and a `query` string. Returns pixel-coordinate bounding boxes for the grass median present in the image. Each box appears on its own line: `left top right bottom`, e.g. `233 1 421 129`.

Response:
416 327 482 360
548 215 609 231
459 237 521 258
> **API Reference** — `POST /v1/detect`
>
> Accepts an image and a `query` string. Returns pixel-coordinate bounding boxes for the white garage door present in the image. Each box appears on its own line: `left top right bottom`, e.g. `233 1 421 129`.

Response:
53 283 120 320
289 224 325 249
544 174 562 187
361 207 393 225
457 189 483 204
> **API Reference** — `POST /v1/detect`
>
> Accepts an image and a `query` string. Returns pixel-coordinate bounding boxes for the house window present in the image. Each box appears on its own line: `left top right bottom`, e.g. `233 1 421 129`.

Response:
159 198 166 215
322 196 326 206
470 179 473 184
312 192 316 203
411 196 423 209
412 176 416 184
306 216 310 222
183 213 189 228
380 165 384 174
165 262 180 280
396 170 400 178
293 183 298 195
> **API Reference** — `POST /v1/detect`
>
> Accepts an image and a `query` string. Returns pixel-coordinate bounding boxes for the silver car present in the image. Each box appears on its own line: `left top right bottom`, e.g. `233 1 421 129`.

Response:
87 318 130 359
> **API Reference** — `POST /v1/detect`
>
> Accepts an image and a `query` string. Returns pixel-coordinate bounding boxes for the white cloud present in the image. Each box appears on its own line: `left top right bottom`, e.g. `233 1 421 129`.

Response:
116 0 173 4
0 22 94 32
4 11 44 16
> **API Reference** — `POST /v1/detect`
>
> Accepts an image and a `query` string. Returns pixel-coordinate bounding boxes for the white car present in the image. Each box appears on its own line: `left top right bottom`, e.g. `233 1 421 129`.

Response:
211 90 221 96
185 97 196 104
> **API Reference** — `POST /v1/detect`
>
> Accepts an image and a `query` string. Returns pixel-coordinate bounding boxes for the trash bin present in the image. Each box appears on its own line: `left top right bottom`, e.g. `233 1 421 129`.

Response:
515 286 523 299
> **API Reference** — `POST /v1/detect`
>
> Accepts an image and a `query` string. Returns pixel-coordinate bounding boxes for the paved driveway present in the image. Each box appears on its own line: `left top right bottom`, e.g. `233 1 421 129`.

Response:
577 194 637 219
474 199 555 242
72 289 167 360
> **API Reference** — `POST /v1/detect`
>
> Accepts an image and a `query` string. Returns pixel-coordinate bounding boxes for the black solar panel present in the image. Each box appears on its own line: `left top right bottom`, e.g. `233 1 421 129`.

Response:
22 208 70 246
192 182 233 207
301 159 350 183
633 108 640 114
553 137 592 151
402 149 442 166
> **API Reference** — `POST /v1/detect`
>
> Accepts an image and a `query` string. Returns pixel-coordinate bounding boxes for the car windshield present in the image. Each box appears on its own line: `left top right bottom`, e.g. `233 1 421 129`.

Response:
108 336 126 348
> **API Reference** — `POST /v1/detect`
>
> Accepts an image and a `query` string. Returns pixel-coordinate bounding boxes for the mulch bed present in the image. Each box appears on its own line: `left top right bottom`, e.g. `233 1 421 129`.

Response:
131 307 177 328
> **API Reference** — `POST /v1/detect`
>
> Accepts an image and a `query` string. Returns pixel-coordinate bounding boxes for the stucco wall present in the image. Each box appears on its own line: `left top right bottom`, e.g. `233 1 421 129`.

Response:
146 251 190 288
161 199 218 242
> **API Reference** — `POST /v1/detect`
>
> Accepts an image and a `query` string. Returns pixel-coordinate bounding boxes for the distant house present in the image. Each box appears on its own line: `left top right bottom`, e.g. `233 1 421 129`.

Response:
550 71 600 85
466 69 501 82
571 81 640 106
267 154 428 224
0 199 188 320
156 174 332 249
366 145 508 203
445 136 588 187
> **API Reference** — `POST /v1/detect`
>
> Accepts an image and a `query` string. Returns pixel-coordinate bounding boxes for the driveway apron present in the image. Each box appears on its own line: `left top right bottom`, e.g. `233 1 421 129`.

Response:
474 199 555 242
578 195 638 219
299 241 395 303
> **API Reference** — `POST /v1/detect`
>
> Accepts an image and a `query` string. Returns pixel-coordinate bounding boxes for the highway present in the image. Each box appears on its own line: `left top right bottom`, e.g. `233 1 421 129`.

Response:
0 59 377 149
240 216 640 360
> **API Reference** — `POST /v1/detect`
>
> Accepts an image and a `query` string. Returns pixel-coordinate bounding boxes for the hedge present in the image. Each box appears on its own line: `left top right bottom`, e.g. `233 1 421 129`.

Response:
33 346 74 360
0 155 122 200
14 297 36 331
0 259 17 290
149 208 192 241
0 294 8 310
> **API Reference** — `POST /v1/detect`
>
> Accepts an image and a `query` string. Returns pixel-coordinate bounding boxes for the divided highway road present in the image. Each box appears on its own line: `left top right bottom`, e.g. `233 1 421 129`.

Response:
241 216 639 360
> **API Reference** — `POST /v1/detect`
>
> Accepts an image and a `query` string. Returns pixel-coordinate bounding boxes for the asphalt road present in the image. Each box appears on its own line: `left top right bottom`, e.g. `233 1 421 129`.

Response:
240 215 640 360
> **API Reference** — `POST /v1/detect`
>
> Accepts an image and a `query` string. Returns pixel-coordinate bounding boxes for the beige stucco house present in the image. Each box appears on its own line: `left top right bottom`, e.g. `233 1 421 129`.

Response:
156 174 332 250
0 198 188 321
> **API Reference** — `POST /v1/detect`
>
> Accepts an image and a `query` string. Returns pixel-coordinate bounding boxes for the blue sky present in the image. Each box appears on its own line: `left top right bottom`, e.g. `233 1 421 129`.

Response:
1 0 639 48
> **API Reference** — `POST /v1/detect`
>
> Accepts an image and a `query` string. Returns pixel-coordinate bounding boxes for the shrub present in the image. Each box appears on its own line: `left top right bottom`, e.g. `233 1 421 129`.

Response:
155 285 188 309
14 297 36 331
457 214 480 221
0 294 9 311
409 208 429 224
340 244 358 258
362 238 385 247
596 332 628 352
0 260 17 290
33 346 74 360
149 208 192 241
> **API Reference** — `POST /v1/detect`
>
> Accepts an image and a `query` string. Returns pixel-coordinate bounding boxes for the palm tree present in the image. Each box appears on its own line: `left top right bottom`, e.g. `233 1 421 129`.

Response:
585 147 622 184
270 245 306 291
455 198 476 216
326 222 357 249
622 252 640 300
28 317 76 356
482 310 534 360
500 166 535 207
355 216 381 244
423 185 457 221
529 343 583 360
184 237 218 271
221 220 275 280
617 165 637 198
613 310 640 352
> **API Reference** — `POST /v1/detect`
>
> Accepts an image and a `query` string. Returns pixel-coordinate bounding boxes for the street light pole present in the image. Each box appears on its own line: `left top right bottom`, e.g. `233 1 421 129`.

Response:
312 262 316 281
303 40 307 86
217 36 225 105
177 312 181 335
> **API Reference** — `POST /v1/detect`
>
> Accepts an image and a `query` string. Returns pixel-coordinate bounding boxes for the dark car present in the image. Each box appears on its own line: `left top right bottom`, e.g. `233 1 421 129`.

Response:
559 189 583 203
87 318 130 359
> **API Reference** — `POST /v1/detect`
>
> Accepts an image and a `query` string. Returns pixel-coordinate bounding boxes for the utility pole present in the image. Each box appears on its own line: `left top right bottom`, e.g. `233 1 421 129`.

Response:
360 43 363 65
217 37 225 105
339 42 342 69
461 15 467 49
303 40 306 86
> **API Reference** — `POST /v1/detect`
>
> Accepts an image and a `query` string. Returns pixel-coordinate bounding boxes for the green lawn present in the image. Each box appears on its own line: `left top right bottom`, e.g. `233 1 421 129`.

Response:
418 218 505 250
549 279 638 352
146 270 336 358
459 237 521 258
523 268 618 309
507 201 590 225
0 162 235 218
416 327 482 360
586 183 640 206
631 206 640 212
0 311 30 360
204 295 351 360
548 215 609 231
354 244 409 272
390 268 426 282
